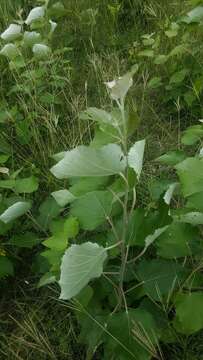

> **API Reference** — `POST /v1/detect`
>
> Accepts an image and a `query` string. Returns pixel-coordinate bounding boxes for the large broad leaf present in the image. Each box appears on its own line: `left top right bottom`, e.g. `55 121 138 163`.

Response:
175 158 203 197
104 309 158 360
156 222 201 258
128 140 145 179
136 259 186 301
25 6 45 25
0 256 14 278
51 144 126 179
173 292 203 334
0 201 31 223
71 191 113 230
59 242 107 300
1 24 21 42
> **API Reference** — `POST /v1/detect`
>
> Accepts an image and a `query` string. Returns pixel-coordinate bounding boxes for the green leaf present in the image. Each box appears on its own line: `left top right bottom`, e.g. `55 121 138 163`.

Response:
0 201 31 223
23 31 41 47
173 210 203 225
25 6 45 25
71 191 113 230
1 24 21 42
128 201 172 247
105 70 136 101
0 44 20 59
0 256 14 278
37 272 56 288
181 125 203 145
138 49 154 57
187 191 203 212
59 242 107 300
44 217 79 251
137 259 186 301
175 158 203 197
148 77 162 89
9 232 40 248
32 44 51 59
15 176 39 193
169 69 188 85
51 189 76 207
156 222 201 258
182 6 203 24
173 292 203 334
105 309 157 360
128 140 145 179
38 197 62 229
51 144 126 179
80 107 117 126
154 55 168 64
169 45 187 57
156 150 186 166
70 177 109 197
0 154 10 164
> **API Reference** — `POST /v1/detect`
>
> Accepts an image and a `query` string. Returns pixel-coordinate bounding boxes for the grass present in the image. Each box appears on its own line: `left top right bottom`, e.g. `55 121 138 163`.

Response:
1 0 203 359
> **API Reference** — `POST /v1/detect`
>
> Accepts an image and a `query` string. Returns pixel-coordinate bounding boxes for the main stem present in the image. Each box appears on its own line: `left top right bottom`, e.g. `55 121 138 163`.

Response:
118 98 129 307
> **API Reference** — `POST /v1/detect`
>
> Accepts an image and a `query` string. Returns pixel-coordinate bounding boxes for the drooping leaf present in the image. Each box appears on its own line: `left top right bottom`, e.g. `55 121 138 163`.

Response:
128 140 145 179
51 144 126 179
148 77 162 89
59 242 107 300
175 158 203 197
173 292 203 334
1 24 21 42
136 259 186 301
0 256 14 278
156 222 201 258
0 201 31 223
25 6 45 25
71 191 113 230
154 55 168 64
